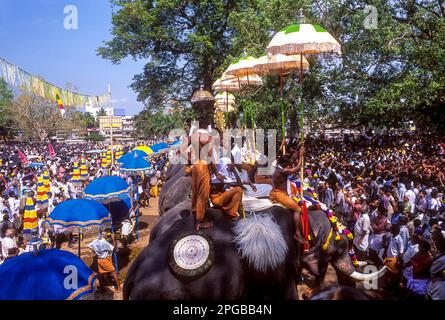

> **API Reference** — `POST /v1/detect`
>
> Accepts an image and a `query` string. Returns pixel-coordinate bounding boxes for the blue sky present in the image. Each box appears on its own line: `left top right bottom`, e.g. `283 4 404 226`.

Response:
0 0 146 115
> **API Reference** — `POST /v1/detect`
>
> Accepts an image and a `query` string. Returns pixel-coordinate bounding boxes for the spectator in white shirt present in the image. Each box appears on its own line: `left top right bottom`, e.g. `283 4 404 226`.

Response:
0 228 18 263
353 209 371 260
384 224 405 290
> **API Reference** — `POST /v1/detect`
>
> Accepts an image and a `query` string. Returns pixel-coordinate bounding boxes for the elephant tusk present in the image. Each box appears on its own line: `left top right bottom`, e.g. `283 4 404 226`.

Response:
349 266 387 281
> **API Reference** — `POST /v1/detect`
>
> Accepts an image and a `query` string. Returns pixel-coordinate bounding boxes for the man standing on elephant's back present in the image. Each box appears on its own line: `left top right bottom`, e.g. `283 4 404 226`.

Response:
190 121 215 230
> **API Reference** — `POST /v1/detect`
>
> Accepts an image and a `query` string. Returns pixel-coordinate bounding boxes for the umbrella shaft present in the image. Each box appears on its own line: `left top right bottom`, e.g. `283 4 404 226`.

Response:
299 53 304 194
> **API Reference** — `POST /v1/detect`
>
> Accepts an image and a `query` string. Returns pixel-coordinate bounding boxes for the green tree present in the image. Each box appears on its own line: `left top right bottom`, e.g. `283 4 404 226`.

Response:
134 104 196 138
86 131 106 142
99 0 251 109
0 79 14 140
11 93 78 142
101 0 445 134
82 112 97 128
96 107 108 117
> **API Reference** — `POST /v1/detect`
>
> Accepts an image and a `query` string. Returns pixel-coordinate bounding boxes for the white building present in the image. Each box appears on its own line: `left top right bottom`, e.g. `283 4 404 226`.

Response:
85 100 114 117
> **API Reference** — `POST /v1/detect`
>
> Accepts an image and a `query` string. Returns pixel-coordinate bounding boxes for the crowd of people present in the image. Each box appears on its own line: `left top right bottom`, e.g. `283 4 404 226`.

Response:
292 131 445 299
0 141 169 273
184 125 444 300
0 128 444 299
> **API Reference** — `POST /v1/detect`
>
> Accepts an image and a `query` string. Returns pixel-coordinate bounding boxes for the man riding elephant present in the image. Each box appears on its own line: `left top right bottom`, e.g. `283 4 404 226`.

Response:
125 200 386 299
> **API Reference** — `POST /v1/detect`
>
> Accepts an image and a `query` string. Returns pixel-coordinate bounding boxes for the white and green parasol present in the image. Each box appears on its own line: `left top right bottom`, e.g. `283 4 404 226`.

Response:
225 56 258 78
252 54 310 144
266 10 342 198
267 23 341 56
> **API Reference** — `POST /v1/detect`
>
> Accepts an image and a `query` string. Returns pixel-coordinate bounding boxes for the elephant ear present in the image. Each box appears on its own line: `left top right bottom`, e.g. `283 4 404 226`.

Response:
168 231 215 279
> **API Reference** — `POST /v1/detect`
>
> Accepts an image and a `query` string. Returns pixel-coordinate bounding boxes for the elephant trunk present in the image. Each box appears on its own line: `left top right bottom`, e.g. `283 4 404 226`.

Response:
332 251 387 283
348 266 387 282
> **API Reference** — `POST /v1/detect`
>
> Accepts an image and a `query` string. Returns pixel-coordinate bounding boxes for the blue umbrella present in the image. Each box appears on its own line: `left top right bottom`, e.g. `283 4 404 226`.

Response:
116 150 149 165
150 142 169 153
0 249 95 300
108 198 131 224
119 154 152 174
46 199 112 257
46 199 111 228
83 176 131 273
84 176 131 203
29 162 45 168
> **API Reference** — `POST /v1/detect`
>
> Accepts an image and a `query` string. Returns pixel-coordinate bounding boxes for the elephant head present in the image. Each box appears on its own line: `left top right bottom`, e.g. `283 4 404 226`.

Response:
158 168 191 215
303 209 387 287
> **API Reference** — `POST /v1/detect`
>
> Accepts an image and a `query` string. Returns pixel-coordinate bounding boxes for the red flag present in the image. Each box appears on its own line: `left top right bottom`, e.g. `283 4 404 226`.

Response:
48 143 56 159
18 150 29 166
300 201 310 251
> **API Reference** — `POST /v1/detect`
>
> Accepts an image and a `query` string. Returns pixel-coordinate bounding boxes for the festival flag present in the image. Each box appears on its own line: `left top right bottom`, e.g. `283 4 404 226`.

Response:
36 176 49 212
17 150 29 166
101 152 109 168
43 170 50 193
55 94 65 116
0 57 110 107
23 197 38 234
80 159 89 181
48 143 56 159
71 162 82 186
115 147 123 160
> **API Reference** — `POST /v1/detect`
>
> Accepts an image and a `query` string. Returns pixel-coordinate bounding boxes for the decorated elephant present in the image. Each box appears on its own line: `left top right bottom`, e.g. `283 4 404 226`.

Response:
158 164 191 215
157 172 385 287
124 204 299 299
125 198 385 299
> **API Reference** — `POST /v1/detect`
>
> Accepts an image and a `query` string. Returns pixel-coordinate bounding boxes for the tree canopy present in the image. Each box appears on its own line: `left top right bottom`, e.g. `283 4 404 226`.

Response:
100 0 445 135
0 79 14 139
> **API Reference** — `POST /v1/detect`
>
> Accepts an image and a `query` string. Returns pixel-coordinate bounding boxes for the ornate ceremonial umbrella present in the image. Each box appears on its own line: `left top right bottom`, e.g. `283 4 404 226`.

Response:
191 86 215 103
266 9 341 192
116 150 149 165
266 9 341 250
252 53 310 150
23 197 38 239
214 92 236 112
212 74 241 93
224 54 264 104
225 56 258 76
80 159 89 181
212 73 241 128
45 199 112 257
43 170 50 193
0 249 95 300
36 176 48 214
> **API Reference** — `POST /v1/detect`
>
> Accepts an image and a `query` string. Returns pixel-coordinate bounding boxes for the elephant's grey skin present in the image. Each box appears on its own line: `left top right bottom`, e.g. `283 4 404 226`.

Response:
124 205 299 300
158 166 185 214
305 209 357 287
158 170 191 215
149 200 191 243
165 164 185 180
